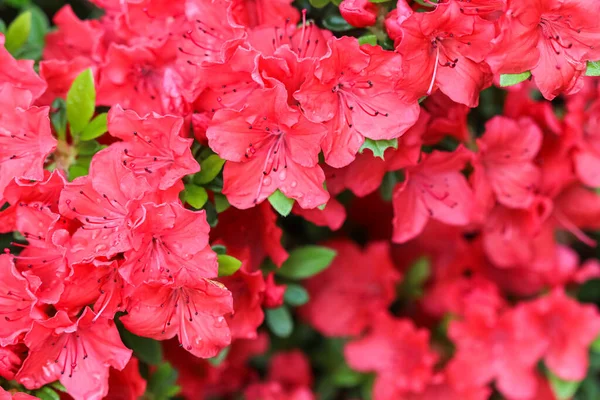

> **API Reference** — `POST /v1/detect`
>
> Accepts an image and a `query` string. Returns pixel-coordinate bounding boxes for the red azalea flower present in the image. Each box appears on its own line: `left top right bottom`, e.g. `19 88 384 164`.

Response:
231 0 300 28
107 105 199 190
291 198 347 231
211 201 288 270
38 58 94 106
121 279 233 358
245 382 314 400
487 0 600 99
56 261 128 320
398 372 491 400
421 92 470 144
219 266 267 340
0 344 26 380
43 5 104 62
472 116 543 211
345 312 438 396
97 43 185 115
0 388 37 400
567 94 600 187
0 84 57 200
268 350 313 389
339 0 378 28
530 288 600 381
447 305 546 400
295 36 420 168
16 308 132 400
120 202 217 286
0 254 40 346
263 273 286 308
301 240 401 337
395 0 495 107
392 148 474 244
0 36 47 100
207 84 329 209
58 147 151 263
105 357 147 400
385 0 413 43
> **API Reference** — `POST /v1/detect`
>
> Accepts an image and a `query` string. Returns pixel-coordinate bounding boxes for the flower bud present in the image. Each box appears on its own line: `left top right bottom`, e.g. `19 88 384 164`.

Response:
339 0 378 28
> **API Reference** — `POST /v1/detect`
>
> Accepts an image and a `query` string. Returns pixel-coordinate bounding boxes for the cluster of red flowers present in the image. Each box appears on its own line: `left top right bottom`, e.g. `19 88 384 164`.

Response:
2 0 600 399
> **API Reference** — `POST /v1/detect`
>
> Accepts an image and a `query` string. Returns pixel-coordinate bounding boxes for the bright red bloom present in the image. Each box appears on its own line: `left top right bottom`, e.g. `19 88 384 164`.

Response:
177 0 246 66
472 116 543 211
121 279 233 358
231 0 299 28
295 36 420 168
339 0 378 28
302 240 401 337
105 357 147 400
398 372 491 400
291 198 347 231
38 58 94 105
392 148 473 244
245 382 314 400
345 313 438 396
421 92 470 144
0 388 37 400
487 0 600 99
0 36 46 100
56 261 128 320
107 105 198 190
0 255 40 346
385 1 413 43
43 5 104 62
16 308 132 400
0 344 26 380
0 83 56 200
567 94 600 187
207 84 328 209
395 1 495 107
268 350 313 388
211 201 288 270
97 43 184 115
529 289 600 381
263 273 286 308
58 147 151 263
447 305 546 400
220 267 266 340
121 202 217 286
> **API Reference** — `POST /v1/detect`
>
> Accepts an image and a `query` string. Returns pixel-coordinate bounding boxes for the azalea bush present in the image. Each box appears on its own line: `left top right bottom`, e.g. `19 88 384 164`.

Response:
2 0 600 399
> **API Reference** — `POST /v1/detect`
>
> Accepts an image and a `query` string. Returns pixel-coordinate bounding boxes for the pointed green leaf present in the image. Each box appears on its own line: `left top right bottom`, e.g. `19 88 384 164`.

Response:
276 246 336 280
586 61 600 77
5 11 31 54
208 346 230 366
400 257 431 299
51 98 67 140
77 140 104 156
218 254 242 277
499 71 531 87
359 138 398 159
265 306 293 338
548 369 582 400
67 69 96 135
211 244 227 255
120 328 163 365
284 284 310 306
269 189 294 217
0 20 7 34
34 387 60 400
358 34 378 46
194 155 226 184
146 362 180 400
183 184 208 209
309 0 330 7
68 163 90 180
214 193 230 213
80 113 108 141
322 8 354 32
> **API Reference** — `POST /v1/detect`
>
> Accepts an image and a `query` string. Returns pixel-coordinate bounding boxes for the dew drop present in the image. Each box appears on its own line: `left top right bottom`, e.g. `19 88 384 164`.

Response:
290 181 298 188
263 176 272 186
278 170 287 181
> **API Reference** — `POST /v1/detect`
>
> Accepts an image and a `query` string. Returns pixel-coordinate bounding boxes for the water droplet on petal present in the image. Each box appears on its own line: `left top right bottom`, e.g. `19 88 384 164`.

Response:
278 170 287 181
263 176 272 186
290 181 298 188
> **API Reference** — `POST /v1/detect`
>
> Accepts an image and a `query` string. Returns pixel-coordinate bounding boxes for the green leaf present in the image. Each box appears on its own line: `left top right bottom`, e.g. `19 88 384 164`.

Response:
379 171 398 201
49 382 67 392
284 284 310 306
577 279 600 304
146 362 180 400
183 184 208 209
586 61 600 77
212 244 227 255
359 138 398 159
51 98 67 140
208 346 230 366
214 193 230 213
5 11 31 54
332 365 365 387
34 387 60 400
591 334 600 353
67 68 96 135
309 0 330 7
499 71 532 87
269 189 294 217
77 140 104 156
80 113 108 141
358 34 378 46
265 306 293 338
194 155 226 185
276 245 336 280
120 328 163 365
0 19 7 34
548 370 582 400
218 254 242 277
68 163 90 180
322 9 354 32
400 257 431 299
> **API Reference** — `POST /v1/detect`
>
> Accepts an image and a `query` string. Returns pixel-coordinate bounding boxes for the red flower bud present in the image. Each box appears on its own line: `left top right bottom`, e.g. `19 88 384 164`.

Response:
339 0 377 28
